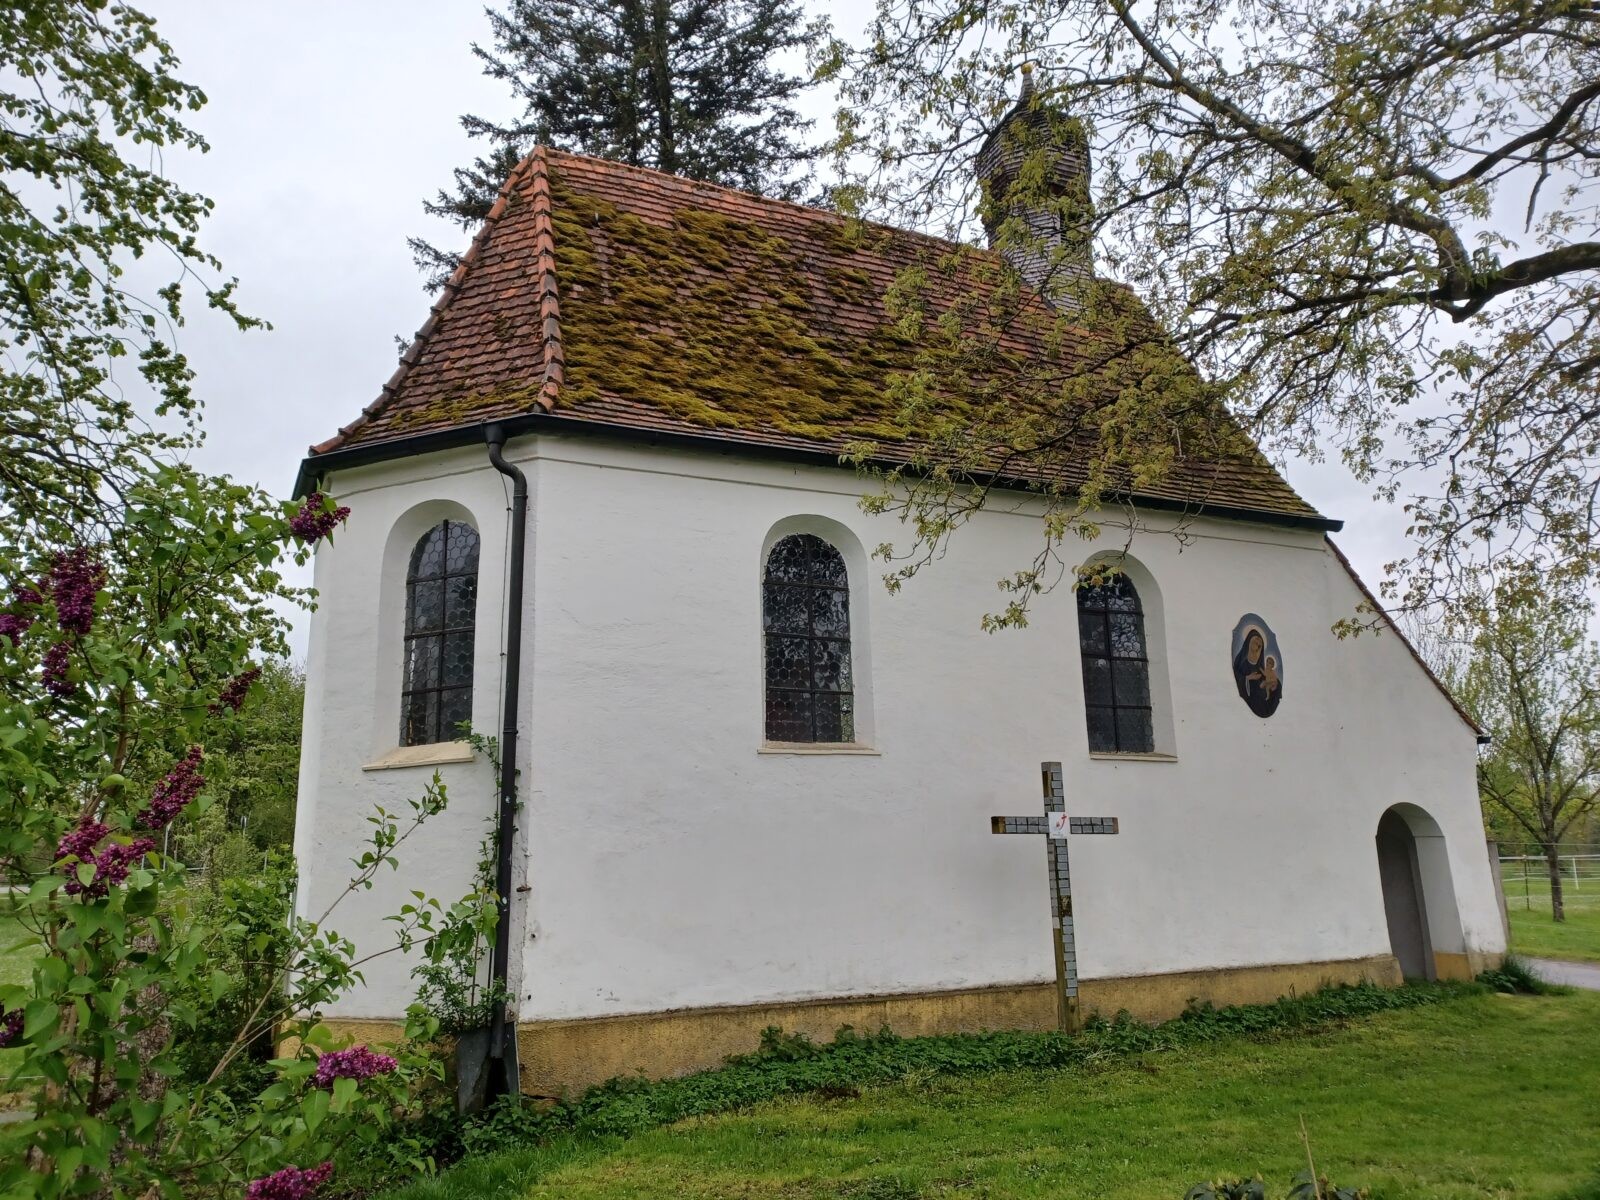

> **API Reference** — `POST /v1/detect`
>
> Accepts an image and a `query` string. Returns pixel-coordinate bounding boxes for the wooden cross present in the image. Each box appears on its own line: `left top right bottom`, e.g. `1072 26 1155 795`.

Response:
991 761 1120 1032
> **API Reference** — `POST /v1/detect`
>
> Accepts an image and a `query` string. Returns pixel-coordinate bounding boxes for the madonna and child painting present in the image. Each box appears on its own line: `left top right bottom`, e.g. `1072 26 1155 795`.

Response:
1231 614 1283 718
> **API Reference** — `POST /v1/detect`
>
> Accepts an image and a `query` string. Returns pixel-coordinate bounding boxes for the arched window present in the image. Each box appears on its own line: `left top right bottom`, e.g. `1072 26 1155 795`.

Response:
763 533 854 743
1077 570 1153 754
401 520 479 746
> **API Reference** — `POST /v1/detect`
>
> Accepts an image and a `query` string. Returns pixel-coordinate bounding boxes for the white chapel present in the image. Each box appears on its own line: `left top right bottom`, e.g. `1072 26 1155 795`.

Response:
291 108 1507 1097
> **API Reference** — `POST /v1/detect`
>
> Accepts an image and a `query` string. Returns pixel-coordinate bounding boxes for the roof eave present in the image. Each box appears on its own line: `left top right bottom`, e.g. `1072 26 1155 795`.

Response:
294 410 1343 534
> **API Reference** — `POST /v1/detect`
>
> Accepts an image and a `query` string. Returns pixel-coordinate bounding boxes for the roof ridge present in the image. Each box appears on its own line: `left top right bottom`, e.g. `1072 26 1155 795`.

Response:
541 145 987 263
526 149 565 410
308 148 550 457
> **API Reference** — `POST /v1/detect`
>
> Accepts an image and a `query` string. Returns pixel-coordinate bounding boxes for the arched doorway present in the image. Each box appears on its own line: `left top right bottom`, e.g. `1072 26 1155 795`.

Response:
1375 804 1468 982
1376 810 1432 979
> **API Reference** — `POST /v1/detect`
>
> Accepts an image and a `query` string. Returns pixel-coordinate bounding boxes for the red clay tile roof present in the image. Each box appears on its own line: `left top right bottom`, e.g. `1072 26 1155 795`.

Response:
309 148 1330 527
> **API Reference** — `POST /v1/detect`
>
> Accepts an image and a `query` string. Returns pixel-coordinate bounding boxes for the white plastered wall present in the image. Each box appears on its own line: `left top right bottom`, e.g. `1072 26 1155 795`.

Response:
295 432 1504 1022
293 447 520 1018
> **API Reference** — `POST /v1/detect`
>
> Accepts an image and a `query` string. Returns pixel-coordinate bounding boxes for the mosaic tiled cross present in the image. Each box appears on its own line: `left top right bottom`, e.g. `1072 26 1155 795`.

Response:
991 761 1120 1032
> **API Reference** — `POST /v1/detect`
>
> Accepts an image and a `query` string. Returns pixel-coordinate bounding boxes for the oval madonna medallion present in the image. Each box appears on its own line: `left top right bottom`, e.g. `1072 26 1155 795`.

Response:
1231 613 1283 718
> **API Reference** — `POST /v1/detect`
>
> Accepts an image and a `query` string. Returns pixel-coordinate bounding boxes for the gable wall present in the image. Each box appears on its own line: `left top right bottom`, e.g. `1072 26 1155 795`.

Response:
294 434 1504 1029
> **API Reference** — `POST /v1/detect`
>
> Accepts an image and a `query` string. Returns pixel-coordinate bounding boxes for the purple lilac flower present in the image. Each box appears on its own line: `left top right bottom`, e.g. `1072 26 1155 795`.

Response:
48 549 105 636
312 1044 398 1089
289 493 351 545
0 587 40 642
56 820 109 867
245 1163 334 1200
56 822 153 898
84 838 155 896
0 1008 22 1049
139 746 205 830
42 640 73 698
211 667 262 714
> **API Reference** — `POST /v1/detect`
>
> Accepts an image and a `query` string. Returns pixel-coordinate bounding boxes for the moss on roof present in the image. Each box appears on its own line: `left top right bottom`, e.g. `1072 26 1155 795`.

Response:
313 149 1325 526
549 170 923 442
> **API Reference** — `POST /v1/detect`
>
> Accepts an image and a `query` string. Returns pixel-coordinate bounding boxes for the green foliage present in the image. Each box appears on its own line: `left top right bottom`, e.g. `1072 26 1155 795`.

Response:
0 8 486 1195
1 0 263 543
826 0 1600 617
1475 955 1553 996
1449 586 1600 923
198 660 306 853
454 981 1472 1162
411 0 825 286
168 852 299 1097
408 726 504 1036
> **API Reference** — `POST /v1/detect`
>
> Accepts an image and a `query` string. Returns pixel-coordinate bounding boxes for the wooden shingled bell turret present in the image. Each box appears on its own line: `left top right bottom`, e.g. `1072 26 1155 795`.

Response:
974 63 1094 304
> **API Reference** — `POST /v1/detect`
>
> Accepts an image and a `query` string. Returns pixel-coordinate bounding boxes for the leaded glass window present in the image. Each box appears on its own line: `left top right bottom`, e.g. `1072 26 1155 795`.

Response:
763 533 854 743
401 520 479 746
1077 571 1154 754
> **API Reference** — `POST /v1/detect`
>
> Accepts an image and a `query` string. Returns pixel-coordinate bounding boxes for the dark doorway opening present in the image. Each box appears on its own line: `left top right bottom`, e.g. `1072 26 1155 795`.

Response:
1376 809 1433 980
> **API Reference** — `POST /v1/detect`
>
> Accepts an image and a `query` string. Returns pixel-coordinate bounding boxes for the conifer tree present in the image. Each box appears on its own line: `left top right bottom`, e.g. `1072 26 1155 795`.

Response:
412 0 823 287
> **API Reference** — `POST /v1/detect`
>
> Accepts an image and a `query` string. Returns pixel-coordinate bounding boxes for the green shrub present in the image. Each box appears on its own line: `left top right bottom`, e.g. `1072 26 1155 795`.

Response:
1476 955 1552 995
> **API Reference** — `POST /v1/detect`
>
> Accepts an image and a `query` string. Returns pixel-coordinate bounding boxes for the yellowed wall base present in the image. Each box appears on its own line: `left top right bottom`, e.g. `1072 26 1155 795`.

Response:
1433 950 1499 982
303 953 1466 1098
515 954 1402 1097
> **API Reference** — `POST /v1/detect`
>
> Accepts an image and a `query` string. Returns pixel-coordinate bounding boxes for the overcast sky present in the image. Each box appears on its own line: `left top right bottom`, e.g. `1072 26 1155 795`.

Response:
142 0 1394 657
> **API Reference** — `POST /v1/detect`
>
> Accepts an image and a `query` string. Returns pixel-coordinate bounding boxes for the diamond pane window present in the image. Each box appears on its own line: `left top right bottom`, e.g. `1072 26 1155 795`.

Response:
401 520 479 745
1077 571 1154 754
763 534 854 743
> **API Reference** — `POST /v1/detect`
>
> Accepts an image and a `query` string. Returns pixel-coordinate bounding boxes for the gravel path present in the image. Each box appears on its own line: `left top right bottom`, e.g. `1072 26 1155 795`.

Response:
1526 956 1600 990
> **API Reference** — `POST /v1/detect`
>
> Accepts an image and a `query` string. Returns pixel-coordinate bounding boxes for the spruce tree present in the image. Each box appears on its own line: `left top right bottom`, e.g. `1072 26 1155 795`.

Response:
412 0 822 287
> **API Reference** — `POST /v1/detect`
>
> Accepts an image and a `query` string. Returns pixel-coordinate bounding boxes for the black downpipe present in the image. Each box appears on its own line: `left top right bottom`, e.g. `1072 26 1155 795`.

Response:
485 424 527 1102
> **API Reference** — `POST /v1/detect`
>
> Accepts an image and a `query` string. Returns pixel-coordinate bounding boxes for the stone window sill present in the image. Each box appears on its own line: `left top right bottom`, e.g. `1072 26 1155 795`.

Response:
758 743 881 756
1088 751 1178 763
363 742 476 772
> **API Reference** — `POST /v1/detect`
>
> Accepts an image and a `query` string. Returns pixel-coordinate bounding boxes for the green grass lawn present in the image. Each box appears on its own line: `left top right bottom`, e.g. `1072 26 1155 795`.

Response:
1509 904 1600 964
389 991 1600 1200
1503 869 1600 963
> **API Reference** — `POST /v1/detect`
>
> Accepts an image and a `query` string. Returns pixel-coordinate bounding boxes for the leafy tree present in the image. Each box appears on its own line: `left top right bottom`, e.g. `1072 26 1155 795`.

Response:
0 7 488 1194
201 657 305 854
1454 589 1600 923
824 0 1600 619
412 0 824 286
1 0 259 543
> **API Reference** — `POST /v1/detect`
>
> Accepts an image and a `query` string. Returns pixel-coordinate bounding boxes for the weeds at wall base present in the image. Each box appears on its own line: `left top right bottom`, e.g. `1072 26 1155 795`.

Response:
414 978 1490 1172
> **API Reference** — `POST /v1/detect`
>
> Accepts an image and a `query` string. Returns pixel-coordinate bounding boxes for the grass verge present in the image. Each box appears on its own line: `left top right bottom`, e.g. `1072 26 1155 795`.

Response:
1508 902 1600 964
378 980 1599 1200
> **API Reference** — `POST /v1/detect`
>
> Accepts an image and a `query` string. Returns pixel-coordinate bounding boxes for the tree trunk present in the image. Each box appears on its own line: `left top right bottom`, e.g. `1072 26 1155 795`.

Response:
619 0 648 166
1545 844 1566 922
648 0 676 173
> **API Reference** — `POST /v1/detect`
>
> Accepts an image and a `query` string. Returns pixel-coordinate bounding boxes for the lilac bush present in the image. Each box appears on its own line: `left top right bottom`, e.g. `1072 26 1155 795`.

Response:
0 585 41 642
41 640 73 698
55 821 157 898
289 493 351 544
244 1163 335 1200
140 745 206 829
47 548 105 635
312 1045 400 1089
213 666 262 713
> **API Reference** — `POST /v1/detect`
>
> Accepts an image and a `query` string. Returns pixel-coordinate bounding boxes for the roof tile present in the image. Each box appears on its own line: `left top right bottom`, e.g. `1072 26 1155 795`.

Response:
310 148 1325 525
